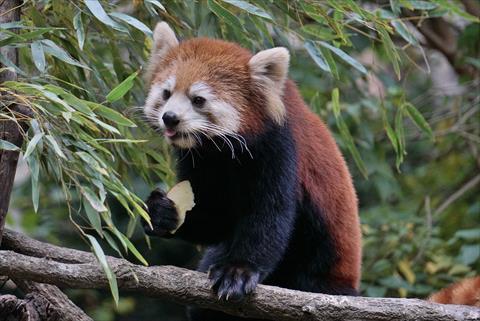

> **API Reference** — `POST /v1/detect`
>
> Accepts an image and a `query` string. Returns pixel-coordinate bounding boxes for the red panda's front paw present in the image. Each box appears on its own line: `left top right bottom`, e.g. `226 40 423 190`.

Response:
143 188 179 237
207 262 260 301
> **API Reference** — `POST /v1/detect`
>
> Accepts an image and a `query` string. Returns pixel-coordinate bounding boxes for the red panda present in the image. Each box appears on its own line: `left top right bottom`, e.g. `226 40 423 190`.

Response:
428 277 480 307
142 22 361 320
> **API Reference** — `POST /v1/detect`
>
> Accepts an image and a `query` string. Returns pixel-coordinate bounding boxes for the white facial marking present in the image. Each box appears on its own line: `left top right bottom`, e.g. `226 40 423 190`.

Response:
144 76 176 121
143 79 241 149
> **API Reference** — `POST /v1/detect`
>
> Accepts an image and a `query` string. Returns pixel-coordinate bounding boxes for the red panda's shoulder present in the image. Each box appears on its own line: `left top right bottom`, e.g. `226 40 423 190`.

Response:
428 276 480 306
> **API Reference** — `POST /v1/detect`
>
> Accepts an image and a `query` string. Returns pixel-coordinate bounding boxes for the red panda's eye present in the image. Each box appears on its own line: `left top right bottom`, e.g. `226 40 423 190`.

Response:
192 96 206 108
162 89 171 100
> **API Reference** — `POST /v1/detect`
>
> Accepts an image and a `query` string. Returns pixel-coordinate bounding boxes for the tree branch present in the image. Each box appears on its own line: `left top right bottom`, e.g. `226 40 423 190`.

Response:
1 230 479 321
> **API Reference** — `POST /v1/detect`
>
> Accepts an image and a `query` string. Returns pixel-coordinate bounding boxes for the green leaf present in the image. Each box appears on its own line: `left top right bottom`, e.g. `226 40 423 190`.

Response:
304 41 331 73
81 186 108 212
432 0 480 22
110 12 152 37
91 104 136 127
221 0 272 20
403 102 433 140
28 156 40 213
394 107 406 164
109 226 128 252
320 46 339 79
41 40 90 69
106 71 138 103
45 135 67 159
0 28 52 47
207 0 242 29
391 20 418 46
0 52 26 76
145 0 166 11
331 89 368 178
83 198 103 237
103 231 123 257
24 132 44 158
0 139 20 151
120 234 149 266
457 244 480 265
73 11 86 50
390 0 401 15
319 41 367 74
84 0 128 32
377 27 401 79
31 41 46 73
331 88 340 116
403 0 438 10
44 85 94 116
86 234 119 306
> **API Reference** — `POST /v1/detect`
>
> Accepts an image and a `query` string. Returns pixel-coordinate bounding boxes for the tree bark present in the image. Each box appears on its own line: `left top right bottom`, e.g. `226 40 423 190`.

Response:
0 282 92 321
1 230 479 321
0 0 23 246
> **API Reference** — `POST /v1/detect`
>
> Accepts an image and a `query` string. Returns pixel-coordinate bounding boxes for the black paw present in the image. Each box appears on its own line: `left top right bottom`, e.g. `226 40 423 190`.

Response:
208 262 260 301
143 188 179 237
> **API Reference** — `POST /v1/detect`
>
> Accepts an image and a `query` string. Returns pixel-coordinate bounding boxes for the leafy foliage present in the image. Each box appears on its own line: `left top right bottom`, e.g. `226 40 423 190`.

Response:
1 0 479 320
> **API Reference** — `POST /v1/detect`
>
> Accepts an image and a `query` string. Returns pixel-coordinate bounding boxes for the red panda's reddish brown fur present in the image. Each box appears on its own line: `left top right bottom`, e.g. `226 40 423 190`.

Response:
429 277 480 307
284 82 361 289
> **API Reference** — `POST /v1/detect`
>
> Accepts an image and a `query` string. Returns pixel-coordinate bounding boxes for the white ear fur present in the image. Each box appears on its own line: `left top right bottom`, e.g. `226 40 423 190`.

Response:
145 22 179 84
153 22 179 52
249 47 290 124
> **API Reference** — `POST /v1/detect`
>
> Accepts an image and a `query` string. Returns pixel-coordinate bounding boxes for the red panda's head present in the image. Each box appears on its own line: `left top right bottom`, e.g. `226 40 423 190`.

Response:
143 22 290 149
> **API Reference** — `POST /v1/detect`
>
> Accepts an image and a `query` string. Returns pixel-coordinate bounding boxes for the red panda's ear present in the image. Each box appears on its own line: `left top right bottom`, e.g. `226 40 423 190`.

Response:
145 22 179 84
249 47 290 124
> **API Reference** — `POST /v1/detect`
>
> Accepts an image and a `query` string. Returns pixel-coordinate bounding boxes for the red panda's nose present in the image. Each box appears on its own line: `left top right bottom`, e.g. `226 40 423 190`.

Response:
162 111 180 128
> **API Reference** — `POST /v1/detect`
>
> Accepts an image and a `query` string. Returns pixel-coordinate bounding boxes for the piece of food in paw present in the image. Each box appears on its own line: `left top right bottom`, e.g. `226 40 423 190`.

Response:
166 180 195 233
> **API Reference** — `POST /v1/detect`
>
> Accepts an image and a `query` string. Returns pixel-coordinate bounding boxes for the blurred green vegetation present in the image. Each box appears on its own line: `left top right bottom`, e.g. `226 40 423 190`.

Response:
1 0 479 320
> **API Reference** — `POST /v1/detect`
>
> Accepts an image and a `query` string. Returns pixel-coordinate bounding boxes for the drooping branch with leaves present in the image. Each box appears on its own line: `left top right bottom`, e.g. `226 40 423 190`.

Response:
1 0 479 320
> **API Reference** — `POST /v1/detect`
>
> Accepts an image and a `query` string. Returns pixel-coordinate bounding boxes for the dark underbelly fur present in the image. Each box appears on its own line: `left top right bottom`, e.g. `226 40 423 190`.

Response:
172 122 357 321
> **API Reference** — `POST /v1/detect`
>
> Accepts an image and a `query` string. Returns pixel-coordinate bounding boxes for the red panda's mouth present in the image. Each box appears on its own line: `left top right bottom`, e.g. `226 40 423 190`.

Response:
164 128 177 138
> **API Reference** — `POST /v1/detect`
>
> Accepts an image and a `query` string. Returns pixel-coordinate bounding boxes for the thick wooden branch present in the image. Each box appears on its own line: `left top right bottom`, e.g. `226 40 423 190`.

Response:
1 230 479 321
0 283 92 321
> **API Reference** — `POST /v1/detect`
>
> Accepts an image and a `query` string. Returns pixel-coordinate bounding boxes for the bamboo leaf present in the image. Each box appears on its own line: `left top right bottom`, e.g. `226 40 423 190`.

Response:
207 0 242 29
319 41 367 74
221 0 272 20
403 1 438 10
83 198 103 237
0 139 20 151
73 11 85 50
110 12 152 37
24 132 44 158
41 39 90 69
45 135 67 159
304 41 331 73
81 186 108 212
91 104 136 127
403 102 434 140
27 156 40 213
120 234 149 266
31 41 46 73
84 0 128 32
103 231 123 257
145 0 166 11
391 20 418 46
106 71 138 103
86 234 119 306
331 89 368 177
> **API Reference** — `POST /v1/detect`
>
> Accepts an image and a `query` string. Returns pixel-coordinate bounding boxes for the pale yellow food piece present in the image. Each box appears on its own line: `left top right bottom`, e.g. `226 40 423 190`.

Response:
166 180 195 233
